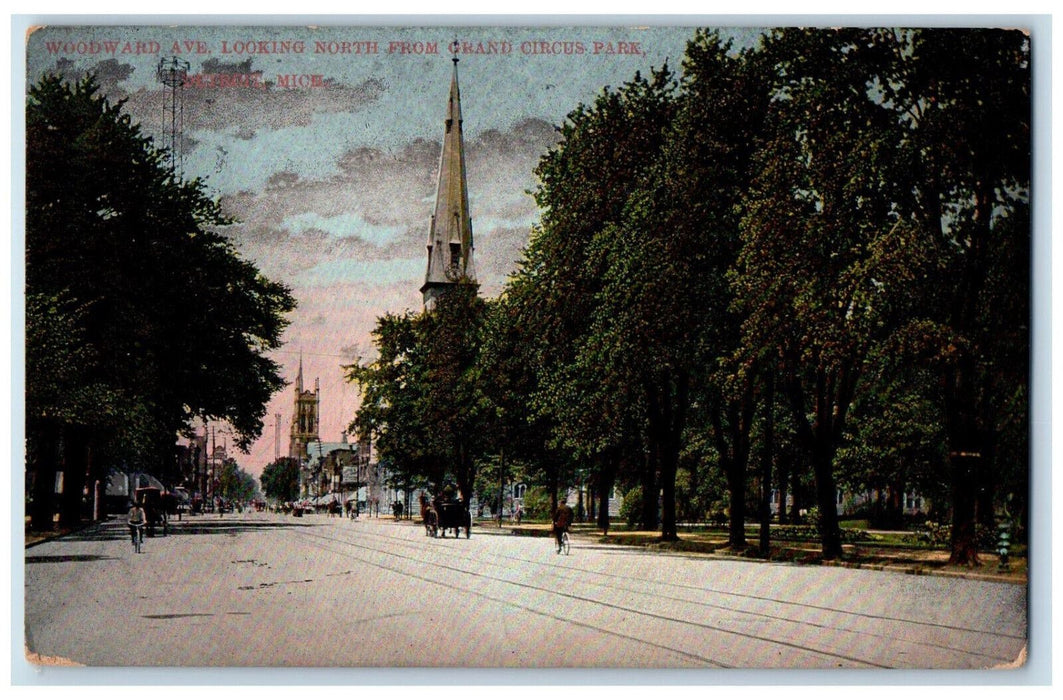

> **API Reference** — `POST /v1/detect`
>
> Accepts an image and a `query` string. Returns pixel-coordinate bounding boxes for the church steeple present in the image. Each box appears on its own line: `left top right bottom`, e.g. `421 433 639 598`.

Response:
421 48 477 310
289 352 319 461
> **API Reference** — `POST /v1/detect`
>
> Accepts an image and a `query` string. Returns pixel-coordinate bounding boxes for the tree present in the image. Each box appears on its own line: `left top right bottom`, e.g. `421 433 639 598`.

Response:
348 283 488 502
511 67 677 530
260 458 301 503
26 74 295 528
347 311 427 491
834 358 949 527
873 29 1030 564
216 460 257 503
417 283 490 500
733 28 918 558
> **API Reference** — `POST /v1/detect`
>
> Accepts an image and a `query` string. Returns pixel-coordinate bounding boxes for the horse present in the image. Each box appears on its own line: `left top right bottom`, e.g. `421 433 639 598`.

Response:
420 494 438 537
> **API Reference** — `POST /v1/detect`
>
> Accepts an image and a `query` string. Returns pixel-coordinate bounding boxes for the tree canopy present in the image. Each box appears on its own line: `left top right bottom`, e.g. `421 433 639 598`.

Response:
346 27 1029 564
26 74 296 528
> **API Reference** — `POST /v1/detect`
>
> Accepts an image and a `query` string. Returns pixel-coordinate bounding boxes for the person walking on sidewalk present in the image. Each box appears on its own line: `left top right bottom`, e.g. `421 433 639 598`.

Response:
552 501 574 554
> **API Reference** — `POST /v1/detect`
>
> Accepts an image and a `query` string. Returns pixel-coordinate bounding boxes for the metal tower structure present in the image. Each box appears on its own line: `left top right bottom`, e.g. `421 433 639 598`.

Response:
155 56 190 176
275 413 281 461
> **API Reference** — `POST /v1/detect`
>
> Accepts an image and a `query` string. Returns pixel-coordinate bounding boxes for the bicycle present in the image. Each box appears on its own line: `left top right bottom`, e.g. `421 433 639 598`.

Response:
560 530 571 555
129 523 144 554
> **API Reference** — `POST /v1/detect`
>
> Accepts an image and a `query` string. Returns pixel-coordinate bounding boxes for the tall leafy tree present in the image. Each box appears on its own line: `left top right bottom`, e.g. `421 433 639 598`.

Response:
734 28 912 558
348 284 487 502
666 31 772 548
872 28 1030 564
514 67 677 525
346 311 427 491
260 457 301 503
26 74 295 528
216 460 257 503
417 283 489 500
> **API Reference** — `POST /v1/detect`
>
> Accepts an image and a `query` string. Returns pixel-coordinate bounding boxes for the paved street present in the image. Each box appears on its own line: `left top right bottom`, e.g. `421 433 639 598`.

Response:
23 511 1027 669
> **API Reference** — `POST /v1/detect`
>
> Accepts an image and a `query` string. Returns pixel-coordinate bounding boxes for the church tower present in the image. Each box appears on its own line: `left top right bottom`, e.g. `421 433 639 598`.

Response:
289 354 320 461
420 50 477 310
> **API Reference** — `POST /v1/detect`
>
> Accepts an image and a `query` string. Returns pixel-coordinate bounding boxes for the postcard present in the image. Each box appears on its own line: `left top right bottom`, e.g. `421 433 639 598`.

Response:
20 21 1037 677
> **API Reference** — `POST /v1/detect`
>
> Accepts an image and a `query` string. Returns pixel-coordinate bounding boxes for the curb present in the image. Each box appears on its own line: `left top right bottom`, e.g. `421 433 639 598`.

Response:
589 534 1027 586
817 557 1023 585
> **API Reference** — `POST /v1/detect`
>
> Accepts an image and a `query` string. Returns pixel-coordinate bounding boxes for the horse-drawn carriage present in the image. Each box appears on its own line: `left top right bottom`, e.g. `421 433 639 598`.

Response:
421 493 471 538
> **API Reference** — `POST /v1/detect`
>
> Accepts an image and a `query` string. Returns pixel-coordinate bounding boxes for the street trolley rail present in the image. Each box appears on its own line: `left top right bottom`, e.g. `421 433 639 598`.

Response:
256 519 1022 668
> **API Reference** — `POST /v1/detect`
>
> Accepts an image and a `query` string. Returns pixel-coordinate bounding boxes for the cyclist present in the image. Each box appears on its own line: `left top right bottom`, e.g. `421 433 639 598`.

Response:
552 501 574 554
127 499 147 552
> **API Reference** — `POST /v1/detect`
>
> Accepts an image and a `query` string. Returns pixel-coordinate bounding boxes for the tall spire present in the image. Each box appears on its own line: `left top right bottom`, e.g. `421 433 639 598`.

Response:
421 47 476 309
295 352 304 393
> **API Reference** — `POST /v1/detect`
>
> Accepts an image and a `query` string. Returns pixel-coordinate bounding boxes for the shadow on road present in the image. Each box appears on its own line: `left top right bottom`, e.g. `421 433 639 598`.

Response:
25 554 120 564
56 517 323 543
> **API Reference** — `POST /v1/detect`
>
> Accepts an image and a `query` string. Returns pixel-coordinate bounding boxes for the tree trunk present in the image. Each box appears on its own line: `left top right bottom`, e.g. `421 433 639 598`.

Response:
777 451 790 524
811 442 843 560
549 460 559 520
949 452 982 566
638 447 658 532
759 367 775 556
597 451 617 535
943 366 984 566
789 462 802 524
781 360 851 560
725 457 747 551
59 426 90 528
710 390 754 552
652 371 686 543
28 418 61 532
667 371 689 540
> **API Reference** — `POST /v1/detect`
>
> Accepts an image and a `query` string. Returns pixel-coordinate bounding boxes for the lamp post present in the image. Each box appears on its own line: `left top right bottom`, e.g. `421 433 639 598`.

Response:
209 424 216 511
497 447 505 528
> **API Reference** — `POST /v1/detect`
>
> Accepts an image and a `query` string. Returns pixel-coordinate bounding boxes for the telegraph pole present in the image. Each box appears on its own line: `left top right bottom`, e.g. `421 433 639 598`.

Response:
275 413 281 462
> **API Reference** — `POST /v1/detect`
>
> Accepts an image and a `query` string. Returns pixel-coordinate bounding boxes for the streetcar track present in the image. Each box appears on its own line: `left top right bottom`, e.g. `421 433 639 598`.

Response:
282 526 733 667
124 515 1026 659
308 520 1025 653
287 526 893 668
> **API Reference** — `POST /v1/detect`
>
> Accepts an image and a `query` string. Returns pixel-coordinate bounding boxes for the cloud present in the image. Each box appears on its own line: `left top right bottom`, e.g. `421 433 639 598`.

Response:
44 57 136 97
217 115 556 296
282 212 407 247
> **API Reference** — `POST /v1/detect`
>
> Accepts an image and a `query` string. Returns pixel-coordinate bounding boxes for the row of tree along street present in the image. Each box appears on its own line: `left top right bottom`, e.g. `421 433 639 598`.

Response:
25 75 295 531
348 28 1030 565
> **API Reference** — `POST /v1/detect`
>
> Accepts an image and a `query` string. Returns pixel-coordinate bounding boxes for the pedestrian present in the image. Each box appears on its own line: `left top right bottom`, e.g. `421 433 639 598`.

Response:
552 501 574 554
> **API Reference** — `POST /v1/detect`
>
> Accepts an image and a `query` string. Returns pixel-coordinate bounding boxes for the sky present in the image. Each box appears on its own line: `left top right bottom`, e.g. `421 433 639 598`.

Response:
24 23 764 477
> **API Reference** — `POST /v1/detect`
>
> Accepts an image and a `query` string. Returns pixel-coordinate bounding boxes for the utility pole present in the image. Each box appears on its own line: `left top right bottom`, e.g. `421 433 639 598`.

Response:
209 423 216 511
275 413 281 461
497 447 505 528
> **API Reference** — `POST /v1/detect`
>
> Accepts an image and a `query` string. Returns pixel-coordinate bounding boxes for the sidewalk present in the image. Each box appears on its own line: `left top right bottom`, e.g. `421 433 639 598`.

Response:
28 514 1027 586
482 520 1028 586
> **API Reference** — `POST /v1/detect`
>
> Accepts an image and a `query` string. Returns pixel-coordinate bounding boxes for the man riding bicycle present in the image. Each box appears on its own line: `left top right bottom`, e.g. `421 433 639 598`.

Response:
127 499 147 550
552 501 574 554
